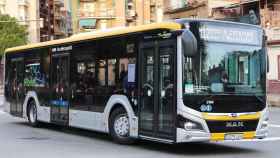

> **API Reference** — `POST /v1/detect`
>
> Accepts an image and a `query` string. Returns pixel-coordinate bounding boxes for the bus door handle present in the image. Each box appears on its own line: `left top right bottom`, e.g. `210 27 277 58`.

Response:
161 90 166 98
147 89 152 97
71 89 74 99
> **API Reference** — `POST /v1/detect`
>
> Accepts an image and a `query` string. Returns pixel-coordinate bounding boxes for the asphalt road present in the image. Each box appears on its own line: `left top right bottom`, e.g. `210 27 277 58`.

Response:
0 106 280 158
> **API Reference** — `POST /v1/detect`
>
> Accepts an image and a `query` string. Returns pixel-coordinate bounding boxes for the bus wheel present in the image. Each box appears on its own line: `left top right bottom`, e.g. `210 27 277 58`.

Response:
109 108 135 144
27 100 39 127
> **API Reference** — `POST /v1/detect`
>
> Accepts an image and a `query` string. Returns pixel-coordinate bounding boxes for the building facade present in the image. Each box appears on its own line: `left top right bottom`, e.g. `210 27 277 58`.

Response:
0 0 40 43
0 0 72 43
163 0 240 20
71 0 164 34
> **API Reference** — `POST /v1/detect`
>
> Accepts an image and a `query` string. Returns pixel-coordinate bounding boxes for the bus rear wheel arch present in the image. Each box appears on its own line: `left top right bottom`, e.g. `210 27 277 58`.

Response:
109 106 135 144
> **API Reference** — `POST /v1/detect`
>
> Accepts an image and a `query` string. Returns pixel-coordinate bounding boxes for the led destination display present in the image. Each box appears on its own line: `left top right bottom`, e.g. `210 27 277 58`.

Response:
198 23 262 46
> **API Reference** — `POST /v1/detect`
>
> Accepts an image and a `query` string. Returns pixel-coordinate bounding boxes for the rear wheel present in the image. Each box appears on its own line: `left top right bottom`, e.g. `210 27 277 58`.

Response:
109 107 135 144
27 100 39 127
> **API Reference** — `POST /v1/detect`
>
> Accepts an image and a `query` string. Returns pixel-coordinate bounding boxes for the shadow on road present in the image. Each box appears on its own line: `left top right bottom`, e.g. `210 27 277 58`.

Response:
12 121 260 156
135 141 259 155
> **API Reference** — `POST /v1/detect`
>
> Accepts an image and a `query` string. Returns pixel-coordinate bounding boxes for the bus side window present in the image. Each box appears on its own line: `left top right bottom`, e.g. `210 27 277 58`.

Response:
70 43 96 111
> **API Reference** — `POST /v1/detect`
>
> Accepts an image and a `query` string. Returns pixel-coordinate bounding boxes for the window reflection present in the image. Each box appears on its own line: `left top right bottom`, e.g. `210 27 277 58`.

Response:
183 42 265 95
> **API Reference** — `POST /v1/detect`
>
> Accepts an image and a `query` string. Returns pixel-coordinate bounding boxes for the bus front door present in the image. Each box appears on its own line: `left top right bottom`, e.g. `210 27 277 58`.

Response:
139 39 176 142
10 58 24 117
50 54 70 125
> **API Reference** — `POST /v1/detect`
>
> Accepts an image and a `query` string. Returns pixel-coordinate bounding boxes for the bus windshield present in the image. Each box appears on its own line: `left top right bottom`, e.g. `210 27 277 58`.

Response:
183 42 266 96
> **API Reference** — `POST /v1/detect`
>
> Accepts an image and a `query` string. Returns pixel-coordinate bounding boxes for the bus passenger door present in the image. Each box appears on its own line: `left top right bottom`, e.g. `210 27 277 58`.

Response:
10 58 24 117
50 54 70 125
139 39 176 141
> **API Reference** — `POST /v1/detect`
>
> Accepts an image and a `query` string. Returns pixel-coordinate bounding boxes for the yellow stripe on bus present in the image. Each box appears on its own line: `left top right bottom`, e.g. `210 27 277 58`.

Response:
202 112 261 121
211 131 256 141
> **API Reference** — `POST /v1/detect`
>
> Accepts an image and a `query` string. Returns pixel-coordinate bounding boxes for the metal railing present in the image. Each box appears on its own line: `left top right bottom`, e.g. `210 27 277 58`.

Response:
78 9 116 19
17 0 29 6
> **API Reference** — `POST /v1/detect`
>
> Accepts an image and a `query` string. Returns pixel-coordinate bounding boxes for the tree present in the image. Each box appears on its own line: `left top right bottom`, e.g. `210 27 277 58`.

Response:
0 14 28 57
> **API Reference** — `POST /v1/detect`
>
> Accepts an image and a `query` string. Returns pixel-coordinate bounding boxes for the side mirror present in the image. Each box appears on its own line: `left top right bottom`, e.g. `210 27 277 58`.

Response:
182 30 198 57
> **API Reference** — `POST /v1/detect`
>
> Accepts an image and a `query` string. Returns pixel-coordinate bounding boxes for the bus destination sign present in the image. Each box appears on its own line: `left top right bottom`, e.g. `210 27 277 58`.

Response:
199 24 261 46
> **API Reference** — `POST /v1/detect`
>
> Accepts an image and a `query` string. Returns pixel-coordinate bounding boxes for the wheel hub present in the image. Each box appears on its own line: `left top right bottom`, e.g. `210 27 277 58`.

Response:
114 115 129 137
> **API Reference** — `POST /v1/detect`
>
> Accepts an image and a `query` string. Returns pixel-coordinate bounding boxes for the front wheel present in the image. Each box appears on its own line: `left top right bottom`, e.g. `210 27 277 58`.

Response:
27 100 39 127
109 108 135 144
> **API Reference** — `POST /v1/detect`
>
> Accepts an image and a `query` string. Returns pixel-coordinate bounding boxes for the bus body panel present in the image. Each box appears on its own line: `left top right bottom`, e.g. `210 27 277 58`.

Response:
69 109 106 132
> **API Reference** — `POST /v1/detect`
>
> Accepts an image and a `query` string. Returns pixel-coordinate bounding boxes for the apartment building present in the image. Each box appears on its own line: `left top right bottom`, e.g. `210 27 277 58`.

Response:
0 0 40 43
71 0 164 34
163 0 239 20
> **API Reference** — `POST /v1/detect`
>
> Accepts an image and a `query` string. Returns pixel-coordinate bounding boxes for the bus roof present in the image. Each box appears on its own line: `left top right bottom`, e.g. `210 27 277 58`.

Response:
5 22 181 54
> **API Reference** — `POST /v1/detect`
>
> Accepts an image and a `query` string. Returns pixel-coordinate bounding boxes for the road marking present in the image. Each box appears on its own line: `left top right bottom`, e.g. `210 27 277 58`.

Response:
269 124 280 128
238 137 280 142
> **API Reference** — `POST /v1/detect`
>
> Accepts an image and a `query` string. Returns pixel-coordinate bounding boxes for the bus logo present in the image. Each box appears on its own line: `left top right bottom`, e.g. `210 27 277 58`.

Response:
230 113 238 117
226 121 244 128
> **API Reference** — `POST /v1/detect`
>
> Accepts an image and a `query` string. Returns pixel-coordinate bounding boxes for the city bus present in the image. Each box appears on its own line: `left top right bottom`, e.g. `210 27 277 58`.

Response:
3 19 268 144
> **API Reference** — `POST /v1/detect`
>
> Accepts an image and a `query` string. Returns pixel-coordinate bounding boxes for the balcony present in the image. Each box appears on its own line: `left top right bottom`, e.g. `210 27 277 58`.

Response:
18 15 29 26
266 28 280 41
54 11 64 20
17 0 28 6
164 0 206 13
150 0 156 6
54 0 64 7
54 24 66 36
79 19 97 30
78 9 116 19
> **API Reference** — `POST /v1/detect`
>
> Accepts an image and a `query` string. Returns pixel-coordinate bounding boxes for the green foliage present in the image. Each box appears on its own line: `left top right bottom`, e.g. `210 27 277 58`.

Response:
0 14 28 57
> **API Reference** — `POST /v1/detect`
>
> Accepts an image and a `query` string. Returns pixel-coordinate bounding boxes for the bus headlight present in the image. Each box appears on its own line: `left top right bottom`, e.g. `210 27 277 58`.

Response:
177 115 204 131
184 122 198 130
261 117 269 129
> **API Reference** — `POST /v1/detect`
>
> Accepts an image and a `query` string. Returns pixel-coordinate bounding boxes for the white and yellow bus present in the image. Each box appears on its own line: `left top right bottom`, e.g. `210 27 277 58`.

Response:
3 19 268 144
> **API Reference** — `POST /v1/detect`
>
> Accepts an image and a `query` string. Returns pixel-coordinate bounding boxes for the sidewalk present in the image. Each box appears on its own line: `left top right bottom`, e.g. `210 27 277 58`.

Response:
268 93 280 107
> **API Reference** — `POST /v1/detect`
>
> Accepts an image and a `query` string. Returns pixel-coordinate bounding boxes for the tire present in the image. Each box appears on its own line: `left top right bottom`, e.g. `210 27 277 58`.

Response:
27 100 39 127
109 107 135 144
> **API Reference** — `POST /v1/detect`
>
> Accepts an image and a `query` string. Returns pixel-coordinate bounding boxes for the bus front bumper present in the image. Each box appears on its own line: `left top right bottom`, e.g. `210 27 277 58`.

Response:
176 128 268 143
176 108 269 143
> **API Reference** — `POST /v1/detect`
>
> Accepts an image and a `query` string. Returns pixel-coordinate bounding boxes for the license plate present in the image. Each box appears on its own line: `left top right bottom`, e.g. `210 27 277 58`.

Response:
224 133 243 140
